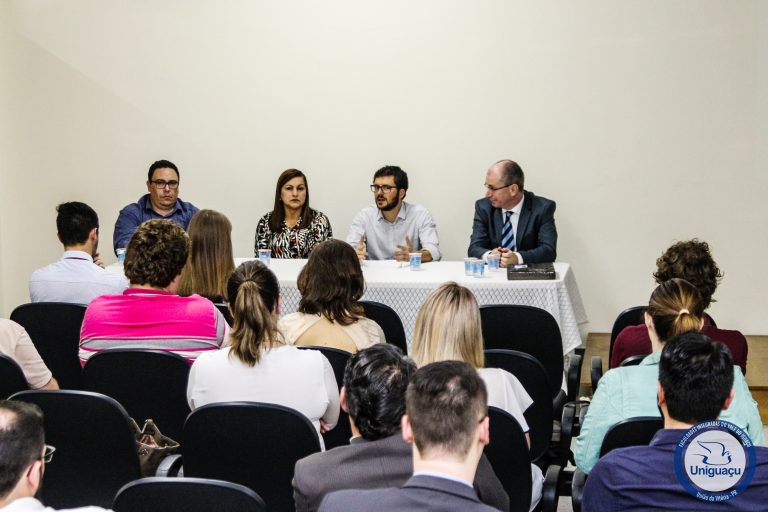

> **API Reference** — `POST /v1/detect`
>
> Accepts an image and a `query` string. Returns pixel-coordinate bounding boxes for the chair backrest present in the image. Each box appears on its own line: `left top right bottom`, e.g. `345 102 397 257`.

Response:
113 477 266 512
0 354 29 398
484 406 533 512
10 302 87 390
10 389 141 508
82 349 191 442
599 416 663 457
359 301 408 354
183 402 322 512
618 354 646 367
298 346 352 450
480 305 563 399
484 349 553 463
213 303 233 327
608 306 647 364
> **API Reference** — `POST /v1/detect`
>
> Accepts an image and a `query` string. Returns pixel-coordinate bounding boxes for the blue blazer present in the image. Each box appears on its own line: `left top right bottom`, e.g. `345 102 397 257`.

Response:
468 190 557 263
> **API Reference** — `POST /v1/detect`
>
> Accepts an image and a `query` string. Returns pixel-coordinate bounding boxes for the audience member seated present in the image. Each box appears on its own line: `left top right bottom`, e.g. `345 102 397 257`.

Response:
410 282 542 510
320 361 501 512
0 400 109 511
79 219 227 365
0 319 58 390
584 333 768 510
575 278 764 474
187 260 339 445
255 168 333 259
177 209 235 303
293 344 509 512
611 239 747 374
29 202 127 304
113 159 198 254
279 240 385 352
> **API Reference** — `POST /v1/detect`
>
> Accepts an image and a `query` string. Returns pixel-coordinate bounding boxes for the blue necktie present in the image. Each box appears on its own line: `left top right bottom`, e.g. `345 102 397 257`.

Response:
501 211 515 250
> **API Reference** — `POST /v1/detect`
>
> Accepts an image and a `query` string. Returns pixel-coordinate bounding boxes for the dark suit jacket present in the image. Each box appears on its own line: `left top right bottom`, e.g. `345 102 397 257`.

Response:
468 191 557 263
319 474 501 512
294 433 508 512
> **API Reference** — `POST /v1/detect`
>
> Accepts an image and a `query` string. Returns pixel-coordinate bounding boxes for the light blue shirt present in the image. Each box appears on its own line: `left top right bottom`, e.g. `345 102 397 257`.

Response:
29 250 128 304
345 201 441 261
574 351 765 474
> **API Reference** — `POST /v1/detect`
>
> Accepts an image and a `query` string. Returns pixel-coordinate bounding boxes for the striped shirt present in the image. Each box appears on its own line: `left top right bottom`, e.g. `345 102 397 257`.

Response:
79 288 228 365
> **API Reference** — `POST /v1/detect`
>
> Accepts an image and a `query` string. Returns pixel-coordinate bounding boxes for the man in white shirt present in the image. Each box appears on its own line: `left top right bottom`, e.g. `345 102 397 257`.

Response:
346 166 441 262
0 400 109 512
29 202 127 304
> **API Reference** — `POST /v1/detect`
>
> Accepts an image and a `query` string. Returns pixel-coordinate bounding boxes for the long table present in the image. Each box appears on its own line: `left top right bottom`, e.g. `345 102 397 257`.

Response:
236 259 588 355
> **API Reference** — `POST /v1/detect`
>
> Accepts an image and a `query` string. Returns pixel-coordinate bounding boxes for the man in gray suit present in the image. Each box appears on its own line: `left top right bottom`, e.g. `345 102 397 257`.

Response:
294 346 508 512
319 360 503 512
468 159 557 266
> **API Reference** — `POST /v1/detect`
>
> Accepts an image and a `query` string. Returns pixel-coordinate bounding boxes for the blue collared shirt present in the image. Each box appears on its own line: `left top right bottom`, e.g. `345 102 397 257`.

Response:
113 194 199 253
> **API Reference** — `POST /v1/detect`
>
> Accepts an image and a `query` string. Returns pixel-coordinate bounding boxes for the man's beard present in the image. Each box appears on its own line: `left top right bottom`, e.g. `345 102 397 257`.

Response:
377 196 399 212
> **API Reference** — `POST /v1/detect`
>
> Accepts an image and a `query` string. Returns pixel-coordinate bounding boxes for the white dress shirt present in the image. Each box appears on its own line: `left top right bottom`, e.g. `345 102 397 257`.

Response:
29 250 128 304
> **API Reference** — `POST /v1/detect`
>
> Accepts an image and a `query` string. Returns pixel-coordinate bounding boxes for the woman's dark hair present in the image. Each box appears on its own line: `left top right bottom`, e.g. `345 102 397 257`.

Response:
653 239 722 310
297 239 364 325
647 278 703 343
269 169 313 232
226 260 281 366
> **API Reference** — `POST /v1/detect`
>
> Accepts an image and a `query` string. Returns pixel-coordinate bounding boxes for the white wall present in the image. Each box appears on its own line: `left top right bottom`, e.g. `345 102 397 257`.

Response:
1 1 766 334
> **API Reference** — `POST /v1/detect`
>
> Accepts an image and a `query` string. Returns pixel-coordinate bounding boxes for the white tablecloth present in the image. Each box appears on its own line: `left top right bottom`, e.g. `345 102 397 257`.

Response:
236 259 588 355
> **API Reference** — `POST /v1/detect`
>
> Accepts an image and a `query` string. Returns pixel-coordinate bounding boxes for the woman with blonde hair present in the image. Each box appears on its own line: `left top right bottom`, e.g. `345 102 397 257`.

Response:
177 209 235 303
575 278 763 474
279 239 385 352
411 282 542 510
187 260 339 445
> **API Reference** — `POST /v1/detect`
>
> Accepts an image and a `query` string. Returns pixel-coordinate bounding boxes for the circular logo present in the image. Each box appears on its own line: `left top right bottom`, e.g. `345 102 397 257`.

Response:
674 420 756 503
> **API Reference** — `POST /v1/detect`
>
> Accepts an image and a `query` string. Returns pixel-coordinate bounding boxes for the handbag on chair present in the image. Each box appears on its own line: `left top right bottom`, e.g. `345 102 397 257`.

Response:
130 418 180 477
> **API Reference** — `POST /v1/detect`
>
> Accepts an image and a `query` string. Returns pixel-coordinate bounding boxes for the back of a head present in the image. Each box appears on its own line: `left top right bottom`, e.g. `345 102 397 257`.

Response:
411 282 484 369
0 401 44 500
178 209 234 300
406 361 487 460
373 165 408 190
124 219 190 288
343 344 417 441
648 278 704 343
56 202 98 247
659 332 734 424
226 260 281 366
494 159 525 190
653 239 722 310
297 239 364 325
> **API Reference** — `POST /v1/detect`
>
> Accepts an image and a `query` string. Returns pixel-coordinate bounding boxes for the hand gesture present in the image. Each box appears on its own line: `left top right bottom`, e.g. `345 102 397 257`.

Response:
355 235 368 261
495 247 519 268
395 236 414 262
92 252 105 269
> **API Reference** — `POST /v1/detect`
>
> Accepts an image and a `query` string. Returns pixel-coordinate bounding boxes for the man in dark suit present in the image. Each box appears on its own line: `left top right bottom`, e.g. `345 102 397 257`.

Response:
294 346 508 512
319 360 503 512
468 159 557 266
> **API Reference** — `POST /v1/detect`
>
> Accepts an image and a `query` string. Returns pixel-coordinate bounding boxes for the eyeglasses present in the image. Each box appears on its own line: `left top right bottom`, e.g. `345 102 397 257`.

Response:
151 180 179 190
370 185 396 193
484 182 510 192
42 444 56 464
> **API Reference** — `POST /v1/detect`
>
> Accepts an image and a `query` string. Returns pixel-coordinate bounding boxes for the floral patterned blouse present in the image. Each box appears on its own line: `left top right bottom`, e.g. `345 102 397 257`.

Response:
255 209 333 258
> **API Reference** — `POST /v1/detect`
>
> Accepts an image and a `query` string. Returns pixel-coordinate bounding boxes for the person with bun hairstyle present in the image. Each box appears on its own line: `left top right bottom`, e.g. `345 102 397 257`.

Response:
187 260 339 446
611 239 748 373
575 278 763 474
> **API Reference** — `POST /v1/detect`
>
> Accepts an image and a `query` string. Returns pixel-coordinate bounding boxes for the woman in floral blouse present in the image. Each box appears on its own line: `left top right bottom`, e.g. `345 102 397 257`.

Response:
255 169 332 258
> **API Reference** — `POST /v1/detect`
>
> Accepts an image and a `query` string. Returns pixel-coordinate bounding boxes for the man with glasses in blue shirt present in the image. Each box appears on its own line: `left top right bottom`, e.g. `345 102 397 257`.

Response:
112 159 199 254
468 159 557 267
346 166 441 262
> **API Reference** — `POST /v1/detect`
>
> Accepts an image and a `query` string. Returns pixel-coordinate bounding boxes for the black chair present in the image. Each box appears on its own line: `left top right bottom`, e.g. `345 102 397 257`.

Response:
213 303 233 327
485 407 560 512
0 354 29 398
298 346 352 450
480 305 581 410
113 477 267 512
10 390 141 509
618 354 646 367
10 302 87 390
608 305 647 367
182 402 322 512
359 301 408 354
82 349 191 442
484 349 553 464
571 417 663 512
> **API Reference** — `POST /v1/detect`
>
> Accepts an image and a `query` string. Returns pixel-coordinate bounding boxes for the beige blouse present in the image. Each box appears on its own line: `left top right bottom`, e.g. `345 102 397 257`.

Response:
278 312 386 352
